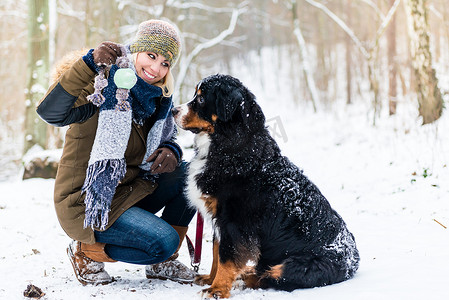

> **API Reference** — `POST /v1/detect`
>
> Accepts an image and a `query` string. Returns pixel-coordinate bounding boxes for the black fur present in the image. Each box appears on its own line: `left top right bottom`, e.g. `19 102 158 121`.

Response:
179 74 359 291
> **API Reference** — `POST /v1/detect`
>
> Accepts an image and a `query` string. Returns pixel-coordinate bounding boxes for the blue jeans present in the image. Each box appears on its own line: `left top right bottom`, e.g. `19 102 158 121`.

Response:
94 162 196 264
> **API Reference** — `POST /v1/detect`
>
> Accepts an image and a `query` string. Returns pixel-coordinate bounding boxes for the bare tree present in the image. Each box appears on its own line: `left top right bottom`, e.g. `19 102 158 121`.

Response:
388 0 398 115
111 1 248 103
405 0 443 124
345 0 353 105
305 0 400 123
6 0 449 157
174 3 248 101
290 0 319 111
24 0 49 153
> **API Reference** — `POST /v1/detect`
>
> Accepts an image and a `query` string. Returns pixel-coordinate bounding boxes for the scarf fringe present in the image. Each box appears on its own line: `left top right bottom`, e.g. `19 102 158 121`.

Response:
82 158 126 230
87 93 106 106
87 69 107 106
115 88 131 111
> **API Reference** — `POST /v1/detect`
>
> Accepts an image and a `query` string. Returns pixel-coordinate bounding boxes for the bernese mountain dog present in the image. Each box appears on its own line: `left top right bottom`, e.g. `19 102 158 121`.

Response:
172 74 360 298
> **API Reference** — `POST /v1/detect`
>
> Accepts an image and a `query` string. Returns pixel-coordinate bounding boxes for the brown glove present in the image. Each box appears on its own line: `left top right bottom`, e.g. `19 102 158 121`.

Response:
92 41 122 66
147 147 178 174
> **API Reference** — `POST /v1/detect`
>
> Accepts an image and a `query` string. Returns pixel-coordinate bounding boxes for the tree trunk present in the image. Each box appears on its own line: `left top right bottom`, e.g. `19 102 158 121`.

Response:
368 58 380 125
388 0 398 115
24 0 49 154
291 0 319 111
316 9 328 94
345 0 352 105
405 0 443 124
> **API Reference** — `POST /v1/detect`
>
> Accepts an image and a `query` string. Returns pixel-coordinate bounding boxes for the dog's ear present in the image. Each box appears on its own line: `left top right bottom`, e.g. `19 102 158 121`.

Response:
216 88 243 122
241 91 265 129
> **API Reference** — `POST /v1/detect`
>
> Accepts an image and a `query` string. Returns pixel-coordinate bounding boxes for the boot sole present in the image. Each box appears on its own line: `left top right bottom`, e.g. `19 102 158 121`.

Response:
146 274 195 284
67 245 113 286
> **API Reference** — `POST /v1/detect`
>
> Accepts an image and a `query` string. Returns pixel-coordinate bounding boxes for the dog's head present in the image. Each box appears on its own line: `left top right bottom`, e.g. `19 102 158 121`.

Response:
172 74 265 135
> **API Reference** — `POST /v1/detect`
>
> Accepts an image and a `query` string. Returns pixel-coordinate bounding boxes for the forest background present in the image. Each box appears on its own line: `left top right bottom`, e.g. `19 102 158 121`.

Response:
1 1 449 299
0 0 447 175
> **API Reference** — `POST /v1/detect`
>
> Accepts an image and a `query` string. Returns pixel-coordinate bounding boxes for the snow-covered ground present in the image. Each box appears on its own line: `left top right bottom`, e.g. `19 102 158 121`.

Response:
1 79 449 299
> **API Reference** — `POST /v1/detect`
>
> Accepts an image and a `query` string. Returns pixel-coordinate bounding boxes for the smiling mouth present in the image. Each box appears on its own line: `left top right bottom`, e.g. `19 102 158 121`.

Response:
143 69 156 79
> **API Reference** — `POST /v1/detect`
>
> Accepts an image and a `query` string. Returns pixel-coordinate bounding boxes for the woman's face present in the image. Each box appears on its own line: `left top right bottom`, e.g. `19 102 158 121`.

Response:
135 52 170 85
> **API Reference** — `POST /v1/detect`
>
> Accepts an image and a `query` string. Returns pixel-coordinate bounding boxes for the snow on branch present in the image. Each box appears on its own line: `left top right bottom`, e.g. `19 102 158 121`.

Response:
174 4 247 99
115 0 165 17
168 1 240 13
183 32 245 49
429 4 444 21
373 0 401 47
305 0 401 59
305 0 369 58
56 0 85 21
358 0 386 19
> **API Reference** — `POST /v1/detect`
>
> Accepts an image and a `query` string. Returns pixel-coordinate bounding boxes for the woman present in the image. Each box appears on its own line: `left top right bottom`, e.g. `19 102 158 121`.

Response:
36 19 197 285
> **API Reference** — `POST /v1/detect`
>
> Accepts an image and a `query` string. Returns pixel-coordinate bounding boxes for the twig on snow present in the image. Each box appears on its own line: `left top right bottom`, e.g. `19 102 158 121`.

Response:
433 219 447 229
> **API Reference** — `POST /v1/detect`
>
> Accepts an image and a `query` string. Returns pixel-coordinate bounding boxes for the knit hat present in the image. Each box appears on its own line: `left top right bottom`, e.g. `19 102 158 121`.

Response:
129 20 181 67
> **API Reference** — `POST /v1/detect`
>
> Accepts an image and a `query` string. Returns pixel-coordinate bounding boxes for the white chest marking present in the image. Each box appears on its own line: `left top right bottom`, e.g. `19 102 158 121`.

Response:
186 133 212 220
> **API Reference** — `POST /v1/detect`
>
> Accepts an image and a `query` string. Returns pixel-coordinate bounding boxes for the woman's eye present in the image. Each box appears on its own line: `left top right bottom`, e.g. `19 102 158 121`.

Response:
162 62 170 68
148 53 155 59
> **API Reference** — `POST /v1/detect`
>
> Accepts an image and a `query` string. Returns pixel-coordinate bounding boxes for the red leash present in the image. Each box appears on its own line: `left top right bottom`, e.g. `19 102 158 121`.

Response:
186 212 204 272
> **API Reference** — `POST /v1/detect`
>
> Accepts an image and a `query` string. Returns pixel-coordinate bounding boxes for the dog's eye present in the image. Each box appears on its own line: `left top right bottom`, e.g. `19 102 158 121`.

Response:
197 96 205 106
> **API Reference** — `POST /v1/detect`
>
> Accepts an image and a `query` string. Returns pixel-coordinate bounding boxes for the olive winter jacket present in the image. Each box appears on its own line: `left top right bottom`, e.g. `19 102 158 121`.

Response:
37 53 180 244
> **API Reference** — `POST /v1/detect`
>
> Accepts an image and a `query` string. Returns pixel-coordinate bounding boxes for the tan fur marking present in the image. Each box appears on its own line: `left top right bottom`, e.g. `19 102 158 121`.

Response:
195 239 219 286
211 114 218 122
202 260 241 298
241 273 261 289
200 194 218 217
264 264 284 280
240 266 261 289
182 110 215 134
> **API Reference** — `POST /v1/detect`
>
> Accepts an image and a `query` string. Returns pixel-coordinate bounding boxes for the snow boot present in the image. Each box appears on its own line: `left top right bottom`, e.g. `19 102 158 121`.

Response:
67 240 116 285
145 225 197 283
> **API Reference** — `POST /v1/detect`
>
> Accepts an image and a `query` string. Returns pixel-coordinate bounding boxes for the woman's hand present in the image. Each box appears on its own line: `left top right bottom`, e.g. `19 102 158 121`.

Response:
93 42 122 66
147 148 178 174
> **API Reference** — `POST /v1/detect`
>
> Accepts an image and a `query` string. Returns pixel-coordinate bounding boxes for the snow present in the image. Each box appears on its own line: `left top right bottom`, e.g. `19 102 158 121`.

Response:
1 98 448 299
22 145 62 166
1 72 449 299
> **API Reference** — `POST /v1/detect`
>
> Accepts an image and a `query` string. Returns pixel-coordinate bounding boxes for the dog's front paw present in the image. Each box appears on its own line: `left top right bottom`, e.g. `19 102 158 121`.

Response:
201 287 230 299
195 274 214 286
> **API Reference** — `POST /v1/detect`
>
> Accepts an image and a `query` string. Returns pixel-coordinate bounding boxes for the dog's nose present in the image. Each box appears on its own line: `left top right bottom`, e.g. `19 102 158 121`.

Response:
172 107 180 116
